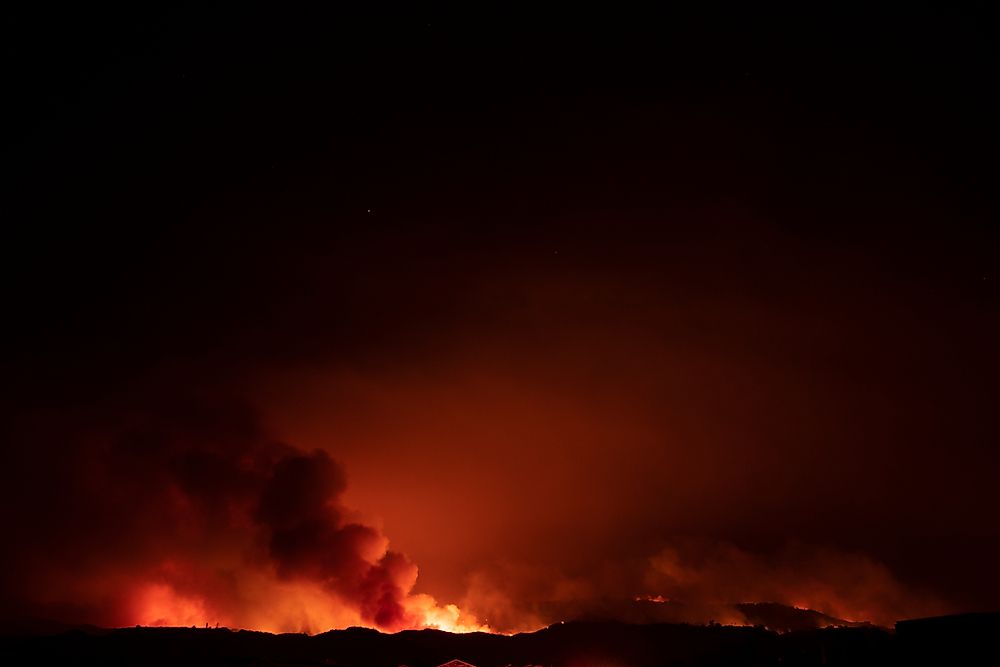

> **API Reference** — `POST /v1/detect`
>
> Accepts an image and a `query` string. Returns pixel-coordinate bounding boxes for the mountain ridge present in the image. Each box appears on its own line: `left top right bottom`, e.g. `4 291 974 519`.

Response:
2 612 998 666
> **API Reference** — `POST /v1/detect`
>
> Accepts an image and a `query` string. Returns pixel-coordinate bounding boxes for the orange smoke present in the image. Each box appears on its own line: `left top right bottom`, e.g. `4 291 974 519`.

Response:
0 397 490 635
128 578 490 634
0 386 950 635
642 540 945 626
451 540 947 632
132 583 209 627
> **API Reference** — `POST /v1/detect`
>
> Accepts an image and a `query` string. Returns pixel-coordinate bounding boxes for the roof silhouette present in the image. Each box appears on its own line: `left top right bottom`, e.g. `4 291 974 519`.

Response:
436 660 477 667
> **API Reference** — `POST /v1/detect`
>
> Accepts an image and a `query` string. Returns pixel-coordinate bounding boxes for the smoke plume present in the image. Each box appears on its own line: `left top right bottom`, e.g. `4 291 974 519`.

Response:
0 394 482 633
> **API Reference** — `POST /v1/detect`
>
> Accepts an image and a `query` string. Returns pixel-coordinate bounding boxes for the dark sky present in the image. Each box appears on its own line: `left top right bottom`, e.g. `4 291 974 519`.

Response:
2 5 998 632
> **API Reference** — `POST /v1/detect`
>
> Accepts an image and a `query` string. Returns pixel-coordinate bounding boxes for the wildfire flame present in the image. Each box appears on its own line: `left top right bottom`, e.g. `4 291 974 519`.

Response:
130 580 491 634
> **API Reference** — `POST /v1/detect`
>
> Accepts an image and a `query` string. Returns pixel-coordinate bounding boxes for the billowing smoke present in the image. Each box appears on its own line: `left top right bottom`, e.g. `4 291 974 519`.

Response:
0 393 482 633
0 384 952 634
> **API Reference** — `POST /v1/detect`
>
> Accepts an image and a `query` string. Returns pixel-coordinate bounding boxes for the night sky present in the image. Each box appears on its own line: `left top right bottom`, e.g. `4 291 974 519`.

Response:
3 5 998 633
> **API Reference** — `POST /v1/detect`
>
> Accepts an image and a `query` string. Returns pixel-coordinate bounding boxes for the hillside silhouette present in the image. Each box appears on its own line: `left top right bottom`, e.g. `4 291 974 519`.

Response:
1 612 997 666
547 599 868 632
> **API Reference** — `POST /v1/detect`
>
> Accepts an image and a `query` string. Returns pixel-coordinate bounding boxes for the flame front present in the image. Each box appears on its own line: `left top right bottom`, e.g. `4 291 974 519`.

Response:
130 580 491 634
16 401 498 636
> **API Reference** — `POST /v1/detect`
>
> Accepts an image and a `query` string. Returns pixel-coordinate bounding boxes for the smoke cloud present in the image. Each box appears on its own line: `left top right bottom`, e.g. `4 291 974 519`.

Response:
641 540 944 627
0 385 953 634
5 5 999 638
455 540 946 632
0 394 482 633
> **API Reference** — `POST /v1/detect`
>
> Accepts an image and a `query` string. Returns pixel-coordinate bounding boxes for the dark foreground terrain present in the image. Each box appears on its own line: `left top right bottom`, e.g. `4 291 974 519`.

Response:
1 613 996 666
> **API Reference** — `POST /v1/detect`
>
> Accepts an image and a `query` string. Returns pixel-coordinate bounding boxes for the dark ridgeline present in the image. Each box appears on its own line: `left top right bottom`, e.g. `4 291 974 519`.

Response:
2 614 997 666
529 599 872 634
895 612 1000 665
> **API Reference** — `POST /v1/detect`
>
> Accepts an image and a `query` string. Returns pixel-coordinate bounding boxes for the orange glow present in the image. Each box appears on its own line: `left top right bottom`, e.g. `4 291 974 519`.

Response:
128 580 493 634
132 583 210 628
404 594 492 633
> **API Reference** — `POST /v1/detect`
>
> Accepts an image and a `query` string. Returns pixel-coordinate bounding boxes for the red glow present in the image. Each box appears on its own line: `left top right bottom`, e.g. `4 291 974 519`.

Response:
132 583 209 628
127 579 491 634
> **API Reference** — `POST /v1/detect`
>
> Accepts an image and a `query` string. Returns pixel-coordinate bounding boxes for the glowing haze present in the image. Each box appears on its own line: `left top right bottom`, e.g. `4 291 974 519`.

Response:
4 4 999 638
0 384 942 633
2 231 984 632
3 398 489 634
